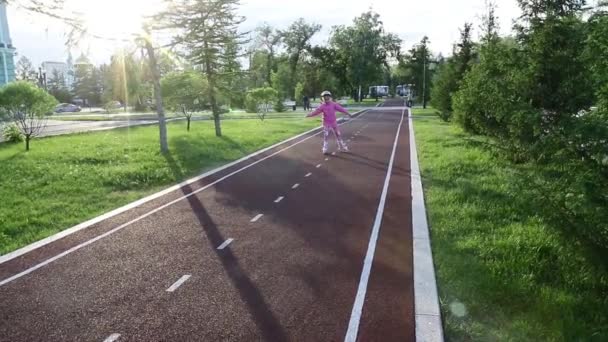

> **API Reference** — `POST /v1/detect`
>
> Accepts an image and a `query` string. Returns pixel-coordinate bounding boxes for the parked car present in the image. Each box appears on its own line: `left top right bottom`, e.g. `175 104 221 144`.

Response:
54 103 82 113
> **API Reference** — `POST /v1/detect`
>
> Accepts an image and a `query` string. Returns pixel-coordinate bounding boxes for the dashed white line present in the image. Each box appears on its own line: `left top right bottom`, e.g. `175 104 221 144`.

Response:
325 158 329 161
104 334 121 342
217 238 234 250
0 110 373 287
305 172 312 177
251 214 264 222
292 183 300 189
316 164 322 168
331 152 336 156
166 275 191 292
274 196 284 203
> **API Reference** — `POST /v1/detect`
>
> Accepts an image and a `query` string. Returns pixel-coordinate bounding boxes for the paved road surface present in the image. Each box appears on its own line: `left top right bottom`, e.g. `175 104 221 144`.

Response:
0 99 415 341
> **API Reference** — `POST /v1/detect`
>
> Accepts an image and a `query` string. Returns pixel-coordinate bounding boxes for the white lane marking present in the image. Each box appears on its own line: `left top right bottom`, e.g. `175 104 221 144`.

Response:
331 152 336 156
344 108 405 342
292 183 300 189
316 164 322 168
217 238 234 250
0 110 373 287
325 158 329 161
251 214 264 222
274 196 284 203
305 172 312 178
104 334 121 342
166 275 191 292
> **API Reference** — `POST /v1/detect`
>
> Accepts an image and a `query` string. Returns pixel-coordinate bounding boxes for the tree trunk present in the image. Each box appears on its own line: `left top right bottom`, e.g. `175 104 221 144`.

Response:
187 117 191 131
25 135 30 151
144 37 169 154
204 42 221 137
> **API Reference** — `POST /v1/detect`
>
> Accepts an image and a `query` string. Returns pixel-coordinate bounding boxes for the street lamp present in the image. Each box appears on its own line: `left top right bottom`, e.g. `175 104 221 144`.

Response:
411 53 427 109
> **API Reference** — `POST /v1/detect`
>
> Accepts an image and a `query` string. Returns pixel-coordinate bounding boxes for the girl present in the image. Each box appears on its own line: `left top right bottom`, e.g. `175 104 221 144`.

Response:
306 90 352 154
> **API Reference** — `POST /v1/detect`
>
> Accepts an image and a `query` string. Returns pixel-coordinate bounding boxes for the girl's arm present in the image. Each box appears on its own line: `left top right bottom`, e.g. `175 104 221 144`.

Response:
306 106 323 117
334 103 352 117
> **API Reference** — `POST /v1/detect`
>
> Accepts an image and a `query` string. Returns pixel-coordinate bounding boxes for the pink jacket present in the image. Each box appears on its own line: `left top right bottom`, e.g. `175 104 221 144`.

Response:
306 101 351 126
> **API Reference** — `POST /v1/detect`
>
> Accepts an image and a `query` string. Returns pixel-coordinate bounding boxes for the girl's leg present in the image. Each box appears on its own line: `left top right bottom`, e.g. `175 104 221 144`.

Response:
333 125 348 151
322 125 330 154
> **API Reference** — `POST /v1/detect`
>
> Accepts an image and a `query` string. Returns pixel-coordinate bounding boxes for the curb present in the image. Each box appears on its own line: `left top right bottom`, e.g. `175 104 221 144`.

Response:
409 109 445 342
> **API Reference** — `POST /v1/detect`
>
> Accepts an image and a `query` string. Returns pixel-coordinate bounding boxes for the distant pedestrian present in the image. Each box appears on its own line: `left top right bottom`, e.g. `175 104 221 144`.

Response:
306 90 351 154
302 95 310 111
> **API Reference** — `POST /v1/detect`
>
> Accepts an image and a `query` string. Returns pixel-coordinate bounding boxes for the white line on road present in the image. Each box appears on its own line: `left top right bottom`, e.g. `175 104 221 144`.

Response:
344 107 405 342
0 110 374 287
325 157 329 161
316 164 322 168
104 334 121 342
331 152 336 156
250 214 264 222
217 239 234 250
274 196 284 203
292 183 300 189
166 275 191 292
305 172 312 177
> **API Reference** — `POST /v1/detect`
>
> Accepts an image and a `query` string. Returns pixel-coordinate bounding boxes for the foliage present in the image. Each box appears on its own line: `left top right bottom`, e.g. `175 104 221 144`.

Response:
2 123 24 143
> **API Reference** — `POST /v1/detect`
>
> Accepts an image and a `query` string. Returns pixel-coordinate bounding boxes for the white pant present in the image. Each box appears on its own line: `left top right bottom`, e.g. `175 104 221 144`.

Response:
322 124 347 152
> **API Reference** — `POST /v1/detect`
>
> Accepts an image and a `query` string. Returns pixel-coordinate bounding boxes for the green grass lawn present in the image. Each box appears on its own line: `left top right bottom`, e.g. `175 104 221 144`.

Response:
0 117 320 254
413 108 608 341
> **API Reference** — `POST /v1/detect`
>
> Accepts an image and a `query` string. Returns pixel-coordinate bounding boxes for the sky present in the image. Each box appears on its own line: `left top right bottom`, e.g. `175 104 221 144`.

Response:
6 0 523 67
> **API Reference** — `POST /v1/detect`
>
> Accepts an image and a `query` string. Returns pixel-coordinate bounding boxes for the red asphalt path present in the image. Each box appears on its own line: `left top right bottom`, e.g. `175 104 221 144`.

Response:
0 99 414 341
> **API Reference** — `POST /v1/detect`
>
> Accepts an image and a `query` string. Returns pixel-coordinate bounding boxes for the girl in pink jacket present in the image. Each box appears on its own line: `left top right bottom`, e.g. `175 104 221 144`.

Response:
306 90 352 154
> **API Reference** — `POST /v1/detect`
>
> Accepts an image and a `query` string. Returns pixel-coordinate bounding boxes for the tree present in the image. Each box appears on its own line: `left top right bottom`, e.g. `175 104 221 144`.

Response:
408 36 433 108
246 87 278 120
329 11 398 101
47 69 72 103
161 71 208 131
72 56 101 107
156 0 247 137
255 23 282 85
15 56 37 82
0 82 57 151
431 23 476 121
137 29 169 153
281 18 321 98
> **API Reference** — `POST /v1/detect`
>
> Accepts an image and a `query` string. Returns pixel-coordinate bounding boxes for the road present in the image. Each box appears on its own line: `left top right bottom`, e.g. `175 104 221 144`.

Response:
0 99 416 341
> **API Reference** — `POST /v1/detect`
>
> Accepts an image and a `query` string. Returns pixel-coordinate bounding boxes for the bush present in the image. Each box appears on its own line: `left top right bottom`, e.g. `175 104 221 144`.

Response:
2 123 24 143
245 96 258 113
274 99 286 113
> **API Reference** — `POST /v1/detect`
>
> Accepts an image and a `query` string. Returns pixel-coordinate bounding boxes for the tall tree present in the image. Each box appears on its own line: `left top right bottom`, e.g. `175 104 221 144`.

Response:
255 23 282 85
72 56 101 107
156 0 247 137
47 69 72 103
281 18 321 98
431 22 476 121
15 56 37 82
329 11 397 101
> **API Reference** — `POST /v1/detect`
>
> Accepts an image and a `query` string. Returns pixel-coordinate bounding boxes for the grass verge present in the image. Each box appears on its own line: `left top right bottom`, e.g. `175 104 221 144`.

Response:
413 108 608 341
0 118 320 254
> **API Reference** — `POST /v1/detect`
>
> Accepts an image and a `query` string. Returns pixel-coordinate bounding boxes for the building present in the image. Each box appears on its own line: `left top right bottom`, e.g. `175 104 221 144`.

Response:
0 2 15 85
42 61 69 86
